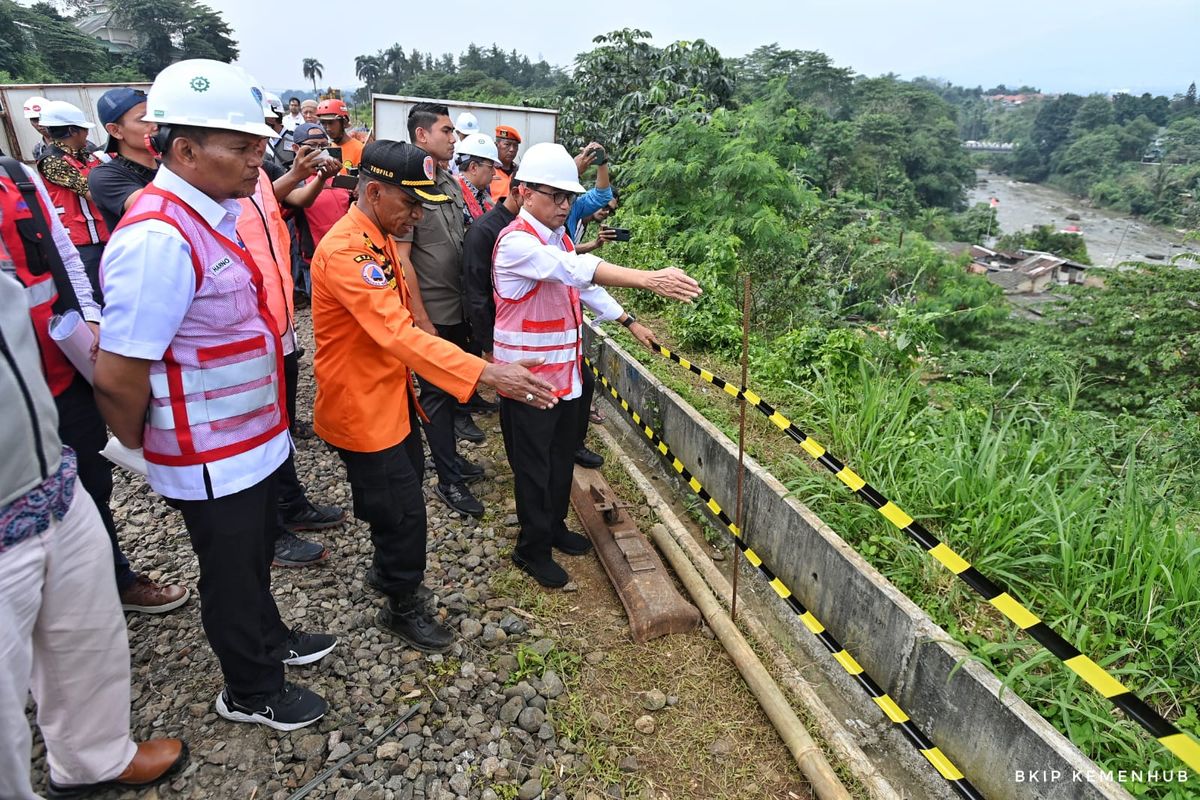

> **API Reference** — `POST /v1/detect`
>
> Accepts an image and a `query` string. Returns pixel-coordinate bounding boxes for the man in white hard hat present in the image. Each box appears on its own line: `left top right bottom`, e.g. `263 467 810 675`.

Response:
35 100 111 303
493 142 702 587
93 59 334 732
23 96 54 160
453 133 502 228
454 111 480 141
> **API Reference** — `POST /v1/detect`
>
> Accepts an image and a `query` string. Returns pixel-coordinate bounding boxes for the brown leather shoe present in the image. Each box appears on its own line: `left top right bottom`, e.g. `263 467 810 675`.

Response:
46 739 189 797
119 575 190 614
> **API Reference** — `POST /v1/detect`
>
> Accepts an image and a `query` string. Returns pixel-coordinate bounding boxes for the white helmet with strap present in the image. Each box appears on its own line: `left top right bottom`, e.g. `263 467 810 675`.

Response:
513 142 584 193
37 100 94 129
454 133 502 167
143 59 276 138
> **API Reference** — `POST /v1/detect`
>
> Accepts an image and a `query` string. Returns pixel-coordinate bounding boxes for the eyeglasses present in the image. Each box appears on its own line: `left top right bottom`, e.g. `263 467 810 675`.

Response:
529 186 577 207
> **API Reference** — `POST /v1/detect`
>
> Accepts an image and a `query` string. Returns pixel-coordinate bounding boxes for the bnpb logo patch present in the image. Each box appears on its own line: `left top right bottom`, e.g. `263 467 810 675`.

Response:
361 262 390 288
422 156 435 181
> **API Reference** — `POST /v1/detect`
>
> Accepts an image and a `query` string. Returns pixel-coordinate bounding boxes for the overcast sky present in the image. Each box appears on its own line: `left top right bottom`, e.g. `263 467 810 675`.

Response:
201 0 1194 98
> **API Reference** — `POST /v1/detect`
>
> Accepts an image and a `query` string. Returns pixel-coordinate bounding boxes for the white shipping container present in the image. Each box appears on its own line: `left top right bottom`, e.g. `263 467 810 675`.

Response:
371 95 558 164
0 83 152 162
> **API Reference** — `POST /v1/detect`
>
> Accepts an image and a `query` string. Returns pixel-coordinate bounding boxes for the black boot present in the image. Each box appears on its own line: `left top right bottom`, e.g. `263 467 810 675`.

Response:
378 591 454 653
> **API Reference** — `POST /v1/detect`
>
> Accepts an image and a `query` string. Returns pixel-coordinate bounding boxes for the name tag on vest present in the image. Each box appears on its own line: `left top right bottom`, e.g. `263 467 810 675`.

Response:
210 256 233 275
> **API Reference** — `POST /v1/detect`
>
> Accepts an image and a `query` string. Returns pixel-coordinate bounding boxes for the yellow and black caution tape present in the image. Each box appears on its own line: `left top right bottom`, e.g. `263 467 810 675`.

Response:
645 341 1200 774
584 357 984 800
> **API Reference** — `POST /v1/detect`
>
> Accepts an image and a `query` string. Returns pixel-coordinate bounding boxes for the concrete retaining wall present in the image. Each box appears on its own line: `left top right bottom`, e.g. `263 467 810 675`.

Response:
584 324 1131 800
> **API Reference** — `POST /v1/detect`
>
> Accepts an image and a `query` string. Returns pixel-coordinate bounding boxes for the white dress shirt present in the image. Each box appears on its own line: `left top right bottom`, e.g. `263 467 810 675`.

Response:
493 207 624 400
282 112 304 132
99 165 290 501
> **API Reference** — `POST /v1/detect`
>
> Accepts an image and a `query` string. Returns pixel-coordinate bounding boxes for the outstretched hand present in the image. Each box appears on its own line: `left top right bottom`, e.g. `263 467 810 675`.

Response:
644 268 702 302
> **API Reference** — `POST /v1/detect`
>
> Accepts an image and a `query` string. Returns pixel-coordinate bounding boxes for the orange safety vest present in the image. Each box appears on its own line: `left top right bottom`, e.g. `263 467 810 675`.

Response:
490 217 581 399
489 167 513 204
0 172 78 396
236 169 294 340
41 150 110 247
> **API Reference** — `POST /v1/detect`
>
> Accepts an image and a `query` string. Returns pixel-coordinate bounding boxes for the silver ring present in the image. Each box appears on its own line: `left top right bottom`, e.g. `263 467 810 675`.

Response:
525 393 534 402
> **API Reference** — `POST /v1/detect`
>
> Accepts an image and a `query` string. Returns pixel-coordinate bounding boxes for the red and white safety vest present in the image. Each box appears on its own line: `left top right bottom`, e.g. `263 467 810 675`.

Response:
41 150 110 247
457 176 494 220
117 186 288 467
491 217 581 398
0 173 77 396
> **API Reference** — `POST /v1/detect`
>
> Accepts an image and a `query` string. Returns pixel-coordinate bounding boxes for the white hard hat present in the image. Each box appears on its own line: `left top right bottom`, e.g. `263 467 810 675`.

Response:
454 133 502 167
455 111 480 136
514 143 585 193
23 96 49 120
37 100 93 129
263 90 284 118
143 59 276 139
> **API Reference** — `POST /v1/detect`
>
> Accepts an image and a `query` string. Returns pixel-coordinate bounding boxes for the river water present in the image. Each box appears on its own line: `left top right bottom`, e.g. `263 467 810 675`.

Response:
966 170 1198 267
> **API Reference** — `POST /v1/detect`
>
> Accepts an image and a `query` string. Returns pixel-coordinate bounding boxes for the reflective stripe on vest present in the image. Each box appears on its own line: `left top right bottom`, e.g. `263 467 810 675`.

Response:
491 217 582 398
23 277 57 308
148 352 276 397
148 381 277 430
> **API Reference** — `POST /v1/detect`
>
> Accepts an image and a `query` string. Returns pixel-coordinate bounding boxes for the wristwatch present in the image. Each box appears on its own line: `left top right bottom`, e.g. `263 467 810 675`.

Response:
620 313 637 328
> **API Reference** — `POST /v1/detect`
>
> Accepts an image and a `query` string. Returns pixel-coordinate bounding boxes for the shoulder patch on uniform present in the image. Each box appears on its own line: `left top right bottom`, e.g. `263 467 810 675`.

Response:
353 254 374 263
361 262 391 288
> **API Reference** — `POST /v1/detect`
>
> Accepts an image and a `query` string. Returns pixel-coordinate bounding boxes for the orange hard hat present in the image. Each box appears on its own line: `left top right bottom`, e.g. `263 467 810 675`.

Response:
494 125 522 143
316 98 349 119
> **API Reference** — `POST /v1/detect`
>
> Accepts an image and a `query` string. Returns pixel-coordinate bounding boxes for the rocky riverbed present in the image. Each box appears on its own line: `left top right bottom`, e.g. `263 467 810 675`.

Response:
25 311 811 800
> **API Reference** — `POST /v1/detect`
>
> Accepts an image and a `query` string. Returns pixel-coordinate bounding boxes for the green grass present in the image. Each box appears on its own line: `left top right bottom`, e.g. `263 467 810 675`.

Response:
602 332 1199 799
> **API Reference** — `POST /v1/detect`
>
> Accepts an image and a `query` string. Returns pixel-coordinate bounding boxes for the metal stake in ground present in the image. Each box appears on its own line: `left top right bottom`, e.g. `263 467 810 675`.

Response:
732 273 751 623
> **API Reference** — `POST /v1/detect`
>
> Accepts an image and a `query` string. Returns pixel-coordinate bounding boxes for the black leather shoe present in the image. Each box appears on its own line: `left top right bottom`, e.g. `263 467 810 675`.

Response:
512 552 569 588
554 529 593 556
378 597 454 653
454 415 486 443
455 456 485 484
436 482 484 517
573 447 604 468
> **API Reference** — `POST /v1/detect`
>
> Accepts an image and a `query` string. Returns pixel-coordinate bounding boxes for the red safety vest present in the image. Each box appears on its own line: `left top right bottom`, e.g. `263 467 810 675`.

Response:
40 150 110 247
457 176 494 221
116 186 288 467
0 173 77 396
491 217 581 398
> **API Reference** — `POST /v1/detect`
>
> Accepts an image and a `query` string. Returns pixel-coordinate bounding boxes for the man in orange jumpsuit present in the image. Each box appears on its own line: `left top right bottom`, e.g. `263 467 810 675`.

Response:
309 140 557 652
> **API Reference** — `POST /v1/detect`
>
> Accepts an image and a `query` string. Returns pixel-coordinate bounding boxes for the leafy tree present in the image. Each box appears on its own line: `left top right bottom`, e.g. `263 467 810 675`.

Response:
735 45 854 115
110 0 238 76
1051 265 1200 414
0 0 112 81
1163 117 1200 164
355 54 383 92
1032 93 1084 158
1070 94 1115 136
302 57 323 94
560 29 734 154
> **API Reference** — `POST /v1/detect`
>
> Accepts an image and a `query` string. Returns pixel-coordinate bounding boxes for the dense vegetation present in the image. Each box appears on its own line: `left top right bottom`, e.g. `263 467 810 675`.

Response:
0 0 237 83
4 19 1196 795
926 79 1200 227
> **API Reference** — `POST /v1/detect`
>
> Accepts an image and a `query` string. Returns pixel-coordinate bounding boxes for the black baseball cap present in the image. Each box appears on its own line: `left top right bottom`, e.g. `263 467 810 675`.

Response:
360 140 449 203
97 87 147 153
